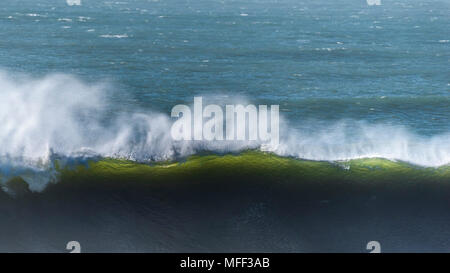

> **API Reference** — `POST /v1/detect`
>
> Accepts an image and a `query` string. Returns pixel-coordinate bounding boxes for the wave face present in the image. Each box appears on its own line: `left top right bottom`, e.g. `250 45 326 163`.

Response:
1 152 450 252
0 71 449 191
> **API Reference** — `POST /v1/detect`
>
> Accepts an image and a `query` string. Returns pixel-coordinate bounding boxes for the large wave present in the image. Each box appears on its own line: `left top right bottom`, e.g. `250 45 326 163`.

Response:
0 71 448 191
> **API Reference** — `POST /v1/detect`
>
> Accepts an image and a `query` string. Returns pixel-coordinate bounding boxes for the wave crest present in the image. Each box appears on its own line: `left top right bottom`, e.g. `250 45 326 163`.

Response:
0 71 448 191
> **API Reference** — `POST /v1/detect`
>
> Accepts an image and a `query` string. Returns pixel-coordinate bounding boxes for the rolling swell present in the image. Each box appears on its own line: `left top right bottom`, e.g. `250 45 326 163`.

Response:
1 152 450 252
20 151 450 190
0 72 448 252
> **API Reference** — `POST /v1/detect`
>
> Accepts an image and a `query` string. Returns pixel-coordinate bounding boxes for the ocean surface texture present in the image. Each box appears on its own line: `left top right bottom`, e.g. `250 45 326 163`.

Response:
0 0 448 252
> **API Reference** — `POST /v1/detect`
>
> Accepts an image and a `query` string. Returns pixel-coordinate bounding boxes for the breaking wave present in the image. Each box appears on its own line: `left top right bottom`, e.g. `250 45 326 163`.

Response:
0 71 448 191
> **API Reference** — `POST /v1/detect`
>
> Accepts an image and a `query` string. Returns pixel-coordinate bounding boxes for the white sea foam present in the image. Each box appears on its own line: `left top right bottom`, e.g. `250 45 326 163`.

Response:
100 34 129 39
275 121 450 168
0 71 448 191
66 0 81 6
366 0 381 6
58 18 73 22
78 16 90 22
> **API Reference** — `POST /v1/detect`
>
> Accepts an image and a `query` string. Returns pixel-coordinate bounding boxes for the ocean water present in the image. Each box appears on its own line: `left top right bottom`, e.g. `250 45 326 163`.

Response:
0 0 449 252
0 0 449 168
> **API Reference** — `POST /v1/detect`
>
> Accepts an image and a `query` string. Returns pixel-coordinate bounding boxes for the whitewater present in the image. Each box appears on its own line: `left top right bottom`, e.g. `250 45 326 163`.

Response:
0 71 448 191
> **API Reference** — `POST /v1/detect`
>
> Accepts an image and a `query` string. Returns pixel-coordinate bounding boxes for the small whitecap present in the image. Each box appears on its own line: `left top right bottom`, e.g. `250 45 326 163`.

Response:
367 0 381 6
240 13 248 16
78 16 90 22
100 34 129 38
439 40 449 43
67 0 81 6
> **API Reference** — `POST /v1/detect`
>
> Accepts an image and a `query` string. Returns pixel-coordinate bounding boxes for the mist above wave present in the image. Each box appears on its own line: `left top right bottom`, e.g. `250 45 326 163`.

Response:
0 71 448 191
277 122 449 167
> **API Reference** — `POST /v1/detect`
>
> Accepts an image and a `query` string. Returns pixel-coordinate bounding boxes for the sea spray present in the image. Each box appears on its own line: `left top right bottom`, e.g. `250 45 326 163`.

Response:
0 71 448 191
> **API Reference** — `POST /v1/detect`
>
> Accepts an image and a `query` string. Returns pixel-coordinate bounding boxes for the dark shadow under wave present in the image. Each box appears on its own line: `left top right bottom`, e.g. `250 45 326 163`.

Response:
1 152 449 252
